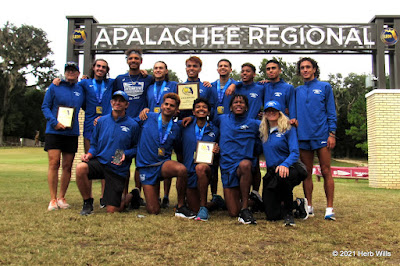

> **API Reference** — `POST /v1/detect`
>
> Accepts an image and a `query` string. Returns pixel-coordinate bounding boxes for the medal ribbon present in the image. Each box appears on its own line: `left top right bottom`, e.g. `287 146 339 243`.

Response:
195 121 207 141
158 113 173 145
216 78 232 104
154 81 167 105
92 79 105 104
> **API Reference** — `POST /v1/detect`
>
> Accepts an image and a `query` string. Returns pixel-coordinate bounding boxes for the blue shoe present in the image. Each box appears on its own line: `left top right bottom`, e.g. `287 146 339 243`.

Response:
324 212 336 221
195 207 209 221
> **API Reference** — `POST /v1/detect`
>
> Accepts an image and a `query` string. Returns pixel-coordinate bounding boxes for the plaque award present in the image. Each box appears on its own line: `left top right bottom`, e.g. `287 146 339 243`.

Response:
177 82 199 110
194 141 215 165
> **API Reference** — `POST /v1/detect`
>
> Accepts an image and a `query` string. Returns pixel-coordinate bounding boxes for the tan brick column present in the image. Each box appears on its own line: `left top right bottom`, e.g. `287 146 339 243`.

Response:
58 109 84 181
366 89 400 189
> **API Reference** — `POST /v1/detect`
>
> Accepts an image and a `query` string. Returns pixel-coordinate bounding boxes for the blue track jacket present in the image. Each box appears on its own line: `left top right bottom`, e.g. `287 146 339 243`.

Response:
146 80 177 113
262 127 299 168
295 79 337 140
263 79 296 119
135 112 181 167
180 119 219 176
235 82 264 119
42 81 85 136
113 73 153 118
216 114 260 173
88 114 139 177
80 78 114 139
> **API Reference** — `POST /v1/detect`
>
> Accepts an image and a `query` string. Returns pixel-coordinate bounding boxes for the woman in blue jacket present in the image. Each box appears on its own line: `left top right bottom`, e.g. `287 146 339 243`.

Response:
259 101 307 226
42 62 85 211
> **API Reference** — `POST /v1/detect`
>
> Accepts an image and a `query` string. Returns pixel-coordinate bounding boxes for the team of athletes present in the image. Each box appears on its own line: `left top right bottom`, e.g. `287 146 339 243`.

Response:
42 49 337 226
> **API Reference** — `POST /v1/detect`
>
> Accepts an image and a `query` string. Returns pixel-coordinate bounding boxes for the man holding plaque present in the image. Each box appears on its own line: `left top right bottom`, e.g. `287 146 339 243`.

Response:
42 62 85 211
177 56 215 119
76 90 140 215
215 94 261 225
136 93 195 218
180 98 219 221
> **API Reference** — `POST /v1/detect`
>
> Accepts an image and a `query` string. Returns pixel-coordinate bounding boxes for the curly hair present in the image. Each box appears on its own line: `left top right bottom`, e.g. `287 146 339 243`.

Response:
296 57 320 78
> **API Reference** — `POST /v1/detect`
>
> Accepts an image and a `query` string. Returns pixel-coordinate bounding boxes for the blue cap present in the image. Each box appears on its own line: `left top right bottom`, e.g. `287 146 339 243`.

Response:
264 100 282 112
112 90 129 101
64 61 79 72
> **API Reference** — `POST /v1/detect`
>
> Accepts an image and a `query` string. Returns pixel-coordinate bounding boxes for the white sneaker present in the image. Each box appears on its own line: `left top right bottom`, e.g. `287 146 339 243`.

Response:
57 198 70 209
48 199 58 211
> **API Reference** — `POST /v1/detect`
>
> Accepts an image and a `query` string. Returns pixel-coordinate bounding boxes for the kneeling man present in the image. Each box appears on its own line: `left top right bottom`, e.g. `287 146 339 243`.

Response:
76 91 139 215
136 93 194 218
217 94 260 224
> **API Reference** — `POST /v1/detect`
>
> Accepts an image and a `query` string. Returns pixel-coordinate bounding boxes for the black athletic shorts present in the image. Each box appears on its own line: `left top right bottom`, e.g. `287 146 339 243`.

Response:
44 134 78 153
86 159 126 208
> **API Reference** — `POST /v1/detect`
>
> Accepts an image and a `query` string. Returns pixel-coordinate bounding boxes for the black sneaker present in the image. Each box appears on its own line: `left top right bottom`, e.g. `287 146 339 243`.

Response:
295 198 309 220
80 198 94 216
211 194 226 210
238 208 257 225
175 205 196 219
284 213 296 227
161 197 169 209
130 188 141 210
249 190 264 213
99 198 106 209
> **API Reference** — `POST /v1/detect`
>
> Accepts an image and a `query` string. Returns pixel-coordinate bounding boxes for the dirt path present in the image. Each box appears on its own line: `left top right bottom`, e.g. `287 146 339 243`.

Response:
333 158 368 167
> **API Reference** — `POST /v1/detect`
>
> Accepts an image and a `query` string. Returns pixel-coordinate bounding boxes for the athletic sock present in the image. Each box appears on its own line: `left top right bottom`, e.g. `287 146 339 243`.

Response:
325 207 334 215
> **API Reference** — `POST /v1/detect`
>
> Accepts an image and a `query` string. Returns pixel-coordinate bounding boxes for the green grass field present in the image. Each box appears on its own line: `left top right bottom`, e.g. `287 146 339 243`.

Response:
0 147 398 264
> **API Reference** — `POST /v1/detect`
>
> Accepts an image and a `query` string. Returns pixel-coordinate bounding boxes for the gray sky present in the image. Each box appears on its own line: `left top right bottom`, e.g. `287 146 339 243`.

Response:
1 0 399 82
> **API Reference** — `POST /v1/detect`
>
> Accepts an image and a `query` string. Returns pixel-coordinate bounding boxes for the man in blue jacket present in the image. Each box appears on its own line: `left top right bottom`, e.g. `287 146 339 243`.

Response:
263 59 297 125
209 59 236 205
295 57 337 220
136 93 195 218
75 91 140 215
180 98 220 221
217 94 260 225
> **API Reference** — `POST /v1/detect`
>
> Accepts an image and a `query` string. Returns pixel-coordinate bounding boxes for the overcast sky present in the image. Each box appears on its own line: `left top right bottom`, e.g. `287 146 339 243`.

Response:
1 0 399 82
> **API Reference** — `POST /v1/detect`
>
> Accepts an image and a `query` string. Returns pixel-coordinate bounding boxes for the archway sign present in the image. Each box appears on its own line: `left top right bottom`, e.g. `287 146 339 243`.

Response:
66 15 400 89
66 16 400 189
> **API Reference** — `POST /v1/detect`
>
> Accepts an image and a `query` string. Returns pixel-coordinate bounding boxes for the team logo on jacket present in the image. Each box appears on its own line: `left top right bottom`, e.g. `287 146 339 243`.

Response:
249 93 258 98
240 125 249 130
274 92 282 97
208 132 215 137
120 126 130 132
313 89 322 95
164 87 170 92
74 92 81 97
275 133 283 138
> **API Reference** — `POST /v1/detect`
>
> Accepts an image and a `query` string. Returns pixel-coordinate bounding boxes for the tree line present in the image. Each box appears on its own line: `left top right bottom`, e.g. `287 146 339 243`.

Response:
1 23 373 158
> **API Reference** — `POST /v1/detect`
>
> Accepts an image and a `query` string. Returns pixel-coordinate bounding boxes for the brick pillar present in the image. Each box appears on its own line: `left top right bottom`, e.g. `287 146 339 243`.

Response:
59 109 84 181
72 109 85 181
366 89 400 189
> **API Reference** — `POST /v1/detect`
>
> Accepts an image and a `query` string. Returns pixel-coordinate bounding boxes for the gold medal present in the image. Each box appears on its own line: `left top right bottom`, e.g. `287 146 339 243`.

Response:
158 147 165 156
154 107 160 113
217 106 224 114
96 106 103 114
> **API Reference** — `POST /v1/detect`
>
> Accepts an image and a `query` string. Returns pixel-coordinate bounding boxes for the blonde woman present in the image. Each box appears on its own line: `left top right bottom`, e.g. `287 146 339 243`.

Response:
260 101 307 226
